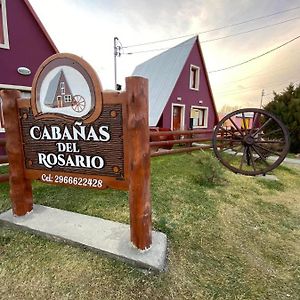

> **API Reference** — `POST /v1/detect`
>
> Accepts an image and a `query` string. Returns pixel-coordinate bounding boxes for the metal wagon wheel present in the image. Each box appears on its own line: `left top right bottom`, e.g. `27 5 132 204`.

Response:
212 108 290 176
71 95 86 113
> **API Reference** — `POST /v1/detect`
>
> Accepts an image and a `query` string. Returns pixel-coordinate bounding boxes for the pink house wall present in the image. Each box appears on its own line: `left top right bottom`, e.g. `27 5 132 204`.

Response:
0 0 57 87
160 41 218 130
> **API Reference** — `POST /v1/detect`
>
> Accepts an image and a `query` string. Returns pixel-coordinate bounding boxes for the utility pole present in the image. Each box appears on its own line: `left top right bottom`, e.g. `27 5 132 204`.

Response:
113 37 122 90
260 89 265 108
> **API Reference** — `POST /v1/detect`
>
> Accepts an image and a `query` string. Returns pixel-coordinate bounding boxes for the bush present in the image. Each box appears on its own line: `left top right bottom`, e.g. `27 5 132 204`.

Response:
195 151 227 186
264 83 300 153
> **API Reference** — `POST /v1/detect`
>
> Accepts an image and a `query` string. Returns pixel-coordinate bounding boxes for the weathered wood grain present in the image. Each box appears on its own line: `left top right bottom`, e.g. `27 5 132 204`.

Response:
1 90 33 216
127 77 152 250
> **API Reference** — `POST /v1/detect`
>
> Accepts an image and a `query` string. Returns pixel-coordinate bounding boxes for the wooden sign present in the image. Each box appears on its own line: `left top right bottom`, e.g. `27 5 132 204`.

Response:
1 53 152 250
18 54 129 190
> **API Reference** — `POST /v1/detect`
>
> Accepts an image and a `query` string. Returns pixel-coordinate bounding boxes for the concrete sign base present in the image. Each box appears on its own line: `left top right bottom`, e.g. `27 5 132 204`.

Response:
0 205 167 272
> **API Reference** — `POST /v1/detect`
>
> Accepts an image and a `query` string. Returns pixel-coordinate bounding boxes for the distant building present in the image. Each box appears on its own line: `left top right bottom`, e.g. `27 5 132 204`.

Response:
132 36 218 131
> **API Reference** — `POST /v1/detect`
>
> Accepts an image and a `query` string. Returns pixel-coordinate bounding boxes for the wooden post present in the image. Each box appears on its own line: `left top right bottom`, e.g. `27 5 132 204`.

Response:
0 90 33 216
126 77 152 250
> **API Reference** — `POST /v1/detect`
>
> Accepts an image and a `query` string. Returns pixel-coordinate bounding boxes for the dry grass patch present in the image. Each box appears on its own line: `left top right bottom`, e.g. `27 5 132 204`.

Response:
0 153 299 299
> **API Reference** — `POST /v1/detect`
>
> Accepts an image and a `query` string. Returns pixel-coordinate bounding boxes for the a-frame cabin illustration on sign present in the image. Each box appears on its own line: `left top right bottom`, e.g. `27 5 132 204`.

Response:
44 70 73 108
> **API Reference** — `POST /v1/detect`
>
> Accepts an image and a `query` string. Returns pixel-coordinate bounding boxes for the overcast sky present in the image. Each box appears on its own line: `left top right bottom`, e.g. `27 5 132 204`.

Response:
29 0 300 110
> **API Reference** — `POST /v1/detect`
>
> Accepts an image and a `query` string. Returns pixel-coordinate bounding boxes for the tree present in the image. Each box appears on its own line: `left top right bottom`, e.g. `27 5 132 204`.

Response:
264 83 300 153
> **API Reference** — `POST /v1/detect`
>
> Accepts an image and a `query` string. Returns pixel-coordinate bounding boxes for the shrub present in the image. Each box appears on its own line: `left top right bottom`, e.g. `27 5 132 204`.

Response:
195 151 227 186
264 83 300 153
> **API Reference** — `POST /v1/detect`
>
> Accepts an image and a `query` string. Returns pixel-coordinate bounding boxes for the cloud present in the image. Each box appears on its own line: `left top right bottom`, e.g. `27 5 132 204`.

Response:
29 0 300 108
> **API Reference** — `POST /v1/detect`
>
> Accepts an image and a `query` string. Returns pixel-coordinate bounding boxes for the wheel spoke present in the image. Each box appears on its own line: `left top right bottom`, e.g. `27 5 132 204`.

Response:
218 127 236 138
229 117 244 136
260 128 282 138
251 145 269 166
248 147 257 171
239 146 247 169
216 137 242 142
254 139 285 144
253 117 272 136
254 143 281 157
249 112 258 135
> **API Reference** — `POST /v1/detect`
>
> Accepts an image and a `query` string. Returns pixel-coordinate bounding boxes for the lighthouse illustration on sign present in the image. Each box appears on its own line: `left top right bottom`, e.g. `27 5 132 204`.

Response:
44 69 86 113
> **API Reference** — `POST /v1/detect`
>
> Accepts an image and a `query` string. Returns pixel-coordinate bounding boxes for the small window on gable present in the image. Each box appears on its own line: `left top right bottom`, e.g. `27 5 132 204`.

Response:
190 106 208 128
0 0 9 49
189 65 200 90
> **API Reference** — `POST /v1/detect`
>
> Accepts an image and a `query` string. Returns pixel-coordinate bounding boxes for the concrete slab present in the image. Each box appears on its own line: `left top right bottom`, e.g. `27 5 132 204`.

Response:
0 205 167 272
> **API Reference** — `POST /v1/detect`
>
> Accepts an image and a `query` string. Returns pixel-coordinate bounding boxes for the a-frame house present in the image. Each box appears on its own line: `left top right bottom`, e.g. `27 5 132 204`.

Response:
0 0 58 152
133 36 218 131
0 0 58 92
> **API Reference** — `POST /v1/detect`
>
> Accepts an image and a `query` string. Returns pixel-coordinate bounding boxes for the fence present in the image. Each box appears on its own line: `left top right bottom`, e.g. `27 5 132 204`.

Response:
0 127 214 183
150 129 213 157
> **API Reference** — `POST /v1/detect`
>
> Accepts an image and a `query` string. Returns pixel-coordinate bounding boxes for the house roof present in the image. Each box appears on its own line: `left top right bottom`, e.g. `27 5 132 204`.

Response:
44 70 63 106
0 0 58 90
132 36 197 126
23 0 58 53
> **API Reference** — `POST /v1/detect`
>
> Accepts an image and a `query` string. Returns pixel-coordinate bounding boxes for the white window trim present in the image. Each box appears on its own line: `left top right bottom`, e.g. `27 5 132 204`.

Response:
191 105 209 129
0 84 31 91
171 103 185 131
64 95 72 102
189 64 200 91
0 0 10 49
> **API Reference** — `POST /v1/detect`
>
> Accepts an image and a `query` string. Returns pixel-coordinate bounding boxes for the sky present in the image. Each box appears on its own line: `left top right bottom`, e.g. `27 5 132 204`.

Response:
29 0 300 111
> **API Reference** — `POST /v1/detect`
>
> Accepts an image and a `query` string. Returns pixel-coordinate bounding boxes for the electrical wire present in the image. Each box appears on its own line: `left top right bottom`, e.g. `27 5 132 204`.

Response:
201 16 300 43
213 79 299 97
122 5 300 48
208 34 300 73
124 16 300 54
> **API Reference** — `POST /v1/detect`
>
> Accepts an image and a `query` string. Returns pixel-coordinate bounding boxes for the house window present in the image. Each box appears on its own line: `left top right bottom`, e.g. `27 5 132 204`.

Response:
60 82 65 95
0 0 9 49
190 106 208 128
64 95 72 102
189 65 200 90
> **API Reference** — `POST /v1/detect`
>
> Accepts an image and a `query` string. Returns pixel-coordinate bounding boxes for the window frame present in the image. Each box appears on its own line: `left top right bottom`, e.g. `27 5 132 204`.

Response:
0 0 10 49
64 95 72 102
190 105 208 129
189 64 200 91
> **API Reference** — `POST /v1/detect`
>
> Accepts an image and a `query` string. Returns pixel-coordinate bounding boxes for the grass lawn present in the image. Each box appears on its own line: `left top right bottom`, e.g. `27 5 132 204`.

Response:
0 152 299 300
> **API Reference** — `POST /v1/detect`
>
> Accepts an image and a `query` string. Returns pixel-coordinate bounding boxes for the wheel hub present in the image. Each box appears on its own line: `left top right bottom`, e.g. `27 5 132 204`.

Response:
244 135 254 145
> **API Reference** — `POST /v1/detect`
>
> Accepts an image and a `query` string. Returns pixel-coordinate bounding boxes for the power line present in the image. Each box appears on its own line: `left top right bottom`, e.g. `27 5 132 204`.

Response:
213 79 299 97
201 16 300 43
123 5 300 49
213 63 299 92
208 34 300 73
123 16 300 55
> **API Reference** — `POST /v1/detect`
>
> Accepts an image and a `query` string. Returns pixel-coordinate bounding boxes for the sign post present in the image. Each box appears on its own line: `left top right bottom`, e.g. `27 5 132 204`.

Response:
1 90 33 216
1 53 153 251
127 77 152 250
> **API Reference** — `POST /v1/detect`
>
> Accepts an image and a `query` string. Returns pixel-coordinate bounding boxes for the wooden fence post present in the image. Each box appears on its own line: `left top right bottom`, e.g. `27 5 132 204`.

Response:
0 90 33 216
126 76 152 250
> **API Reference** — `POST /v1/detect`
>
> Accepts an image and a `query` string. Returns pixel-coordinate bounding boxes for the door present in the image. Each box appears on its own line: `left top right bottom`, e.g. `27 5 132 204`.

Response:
173 106 182 131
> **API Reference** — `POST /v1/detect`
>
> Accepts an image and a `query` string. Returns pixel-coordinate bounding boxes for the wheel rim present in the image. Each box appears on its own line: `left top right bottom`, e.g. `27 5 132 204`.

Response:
72 95 86 113
212 108 290 176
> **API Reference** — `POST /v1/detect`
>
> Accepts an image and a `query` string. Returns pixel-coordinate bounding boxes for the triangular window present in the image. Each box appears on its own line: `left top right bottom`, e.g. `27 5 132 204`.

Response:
0 0 9 49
